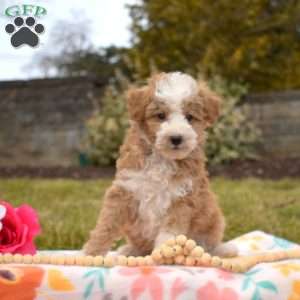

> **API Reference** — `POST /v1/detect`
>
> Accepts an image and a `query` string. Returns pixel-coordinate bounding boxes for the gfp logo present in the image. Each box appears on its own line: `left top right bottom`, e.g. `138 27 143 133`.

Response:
4 5 47 48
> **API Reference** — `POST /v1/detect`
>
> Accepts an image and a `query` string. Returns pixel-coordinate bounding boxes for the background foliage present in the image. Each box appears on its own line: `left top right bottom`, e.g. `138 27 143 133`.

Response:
128 0 300 91
84 77 129 166
39 1 300 92
205 77 260 165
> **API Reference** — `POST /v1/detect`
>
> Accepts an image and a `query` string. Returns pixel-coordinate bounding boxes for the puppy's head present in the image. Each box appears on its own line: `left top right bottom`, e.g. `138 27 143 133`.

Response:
126 72 221 160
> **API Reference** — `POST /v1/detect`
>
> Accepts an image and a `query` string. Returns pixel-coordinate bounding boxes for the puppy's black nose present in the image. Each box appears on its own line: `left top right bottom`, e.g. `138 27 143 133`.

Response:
170 135 183 146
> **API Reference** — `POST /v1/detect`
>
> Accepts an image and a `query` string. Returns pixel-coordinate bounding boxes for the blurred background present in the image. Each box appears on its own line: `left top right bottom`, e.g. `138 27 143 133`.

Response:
0 0 299 249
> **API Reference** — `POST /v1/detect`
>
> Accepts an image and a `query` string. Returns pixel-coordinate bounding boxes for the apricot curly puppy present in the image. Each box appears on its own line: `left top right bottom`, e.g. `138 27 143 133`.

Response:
83 72 237 257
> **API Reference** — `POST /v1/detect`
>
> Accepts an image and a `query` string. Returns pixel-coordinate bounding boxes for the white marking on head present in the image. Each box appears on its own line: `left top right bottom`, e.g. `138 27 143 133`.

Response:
155 72 198 107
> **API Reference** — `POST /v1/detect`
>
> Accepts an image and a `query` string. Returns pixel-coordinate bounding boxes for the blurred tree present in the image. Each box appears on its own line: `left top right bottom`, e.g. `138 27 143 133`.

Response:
33 12 132 84
39 45 132 84
128 0 300 91
32 13 92 77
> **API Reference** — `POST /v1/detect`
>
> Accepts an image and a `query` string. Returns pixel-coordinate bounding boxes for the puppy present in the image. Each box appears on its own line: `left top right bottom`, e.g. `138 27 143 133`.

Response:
83 72 236 257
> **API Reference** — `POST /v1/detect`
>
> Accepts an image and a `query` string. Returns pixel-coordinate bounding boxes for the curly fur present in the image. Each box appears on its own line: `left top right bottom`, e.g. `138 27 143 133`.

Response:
83 72 236 257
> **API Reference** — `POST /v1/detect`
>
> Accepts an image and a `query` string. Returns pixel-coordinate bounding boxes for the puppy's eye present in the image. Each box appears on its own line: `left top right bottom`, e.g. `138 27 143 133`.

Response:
157 112 166 121
185 114 194 122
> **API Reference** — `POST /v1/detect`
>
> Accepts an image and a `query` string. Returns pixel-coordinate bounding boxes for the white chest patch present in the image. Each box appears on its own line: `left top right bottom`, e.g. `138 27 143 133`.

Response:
114 153 193 239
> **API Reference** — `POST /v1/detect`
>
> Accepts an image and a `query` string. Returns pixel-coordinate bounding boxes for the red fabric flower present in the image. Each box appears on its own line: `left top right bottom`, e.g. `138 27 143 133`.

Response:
197 281 239 300
119 266 172 300
0 200 41 255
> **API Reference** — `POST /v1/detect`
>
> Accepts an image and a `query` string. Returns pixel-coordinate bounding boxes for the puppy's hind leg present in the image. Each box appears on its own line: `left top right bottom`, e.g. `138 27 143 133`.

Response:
192 210 238 257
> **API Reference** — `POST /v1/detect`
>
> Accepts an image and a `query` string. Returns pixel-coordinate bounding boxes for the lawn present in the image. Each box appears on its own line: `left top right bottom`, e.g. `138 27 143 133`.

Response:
0 178 299 250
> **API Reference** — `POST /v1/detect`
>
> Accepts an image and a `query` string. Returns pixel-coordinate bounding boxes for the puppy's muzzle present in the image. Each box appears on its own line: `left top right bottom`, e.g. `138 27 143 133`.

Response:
170 135 183 147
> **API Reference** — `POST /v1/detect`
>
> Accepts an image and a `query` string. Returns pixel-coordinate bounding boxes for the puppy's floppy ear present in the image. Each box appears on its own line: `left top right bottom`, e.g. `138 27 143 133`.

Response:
126 86 151 123
198 82 222 127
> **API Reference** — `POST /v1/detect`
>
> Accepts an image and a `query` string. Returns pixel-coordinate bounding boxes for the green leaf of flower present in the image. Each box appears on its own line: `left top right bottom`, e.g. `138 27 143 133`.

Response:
257 281 278 293
242 277 252 290
84 280 95 300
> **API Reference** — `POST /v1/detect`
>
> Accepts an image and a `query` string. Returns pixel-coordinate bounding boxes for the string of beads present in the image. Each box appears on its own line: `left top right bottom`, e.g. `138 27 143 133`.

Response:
1 235 299 273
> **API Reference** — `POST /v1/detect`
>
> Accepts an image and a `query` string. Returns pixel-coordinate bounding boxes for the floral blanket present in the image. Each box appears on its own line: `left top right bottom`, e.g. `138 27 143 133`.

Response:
0 231 300 300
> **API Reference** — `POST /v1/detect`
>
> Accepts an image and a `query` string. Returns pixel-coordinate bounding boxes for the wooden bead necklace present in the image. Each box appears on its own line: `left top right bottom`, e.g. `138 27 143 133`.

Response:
1 235 299 273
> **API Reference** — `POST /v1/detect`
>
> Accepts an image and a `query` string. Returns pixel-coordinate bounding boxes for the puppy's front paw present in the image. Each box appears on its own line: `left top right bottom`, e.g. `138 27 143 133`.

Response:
107 250 119 257
82 242 107 256
117 244 141 256
155 232 176 248
211 242 238 258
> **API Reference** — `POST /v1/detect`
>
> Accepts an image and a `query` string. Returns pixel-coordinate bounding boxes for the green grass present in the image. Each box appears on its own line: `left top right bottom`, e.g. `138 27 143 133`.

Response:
0 178 299 250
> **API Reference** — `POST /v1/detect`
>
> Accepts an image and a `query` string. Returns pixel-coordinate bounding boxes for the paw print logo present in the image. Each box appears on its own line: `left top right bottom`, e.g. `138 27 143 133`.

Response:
5 16 45 48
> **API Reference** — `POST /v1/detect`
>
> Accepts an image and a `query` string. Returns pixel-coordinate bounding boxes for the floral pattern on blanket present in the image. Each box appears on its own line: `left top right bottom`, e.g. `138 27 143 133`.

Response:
1 231 300 300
